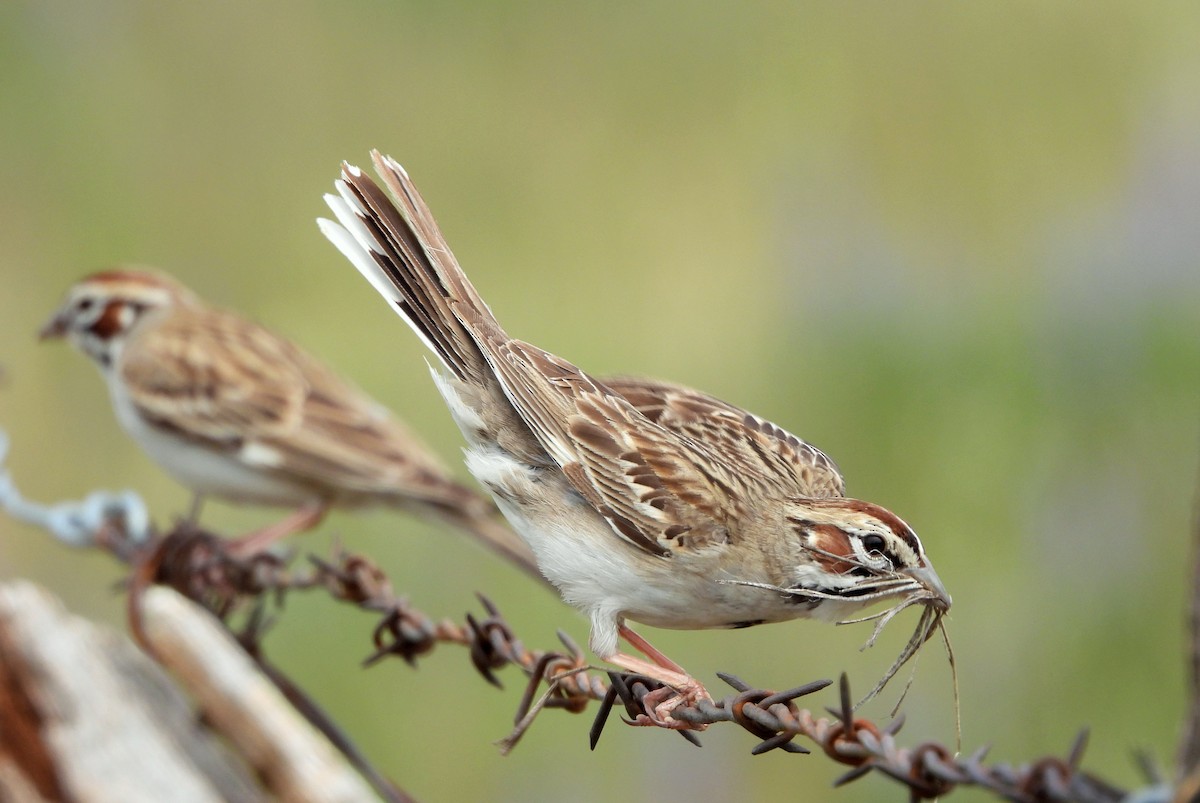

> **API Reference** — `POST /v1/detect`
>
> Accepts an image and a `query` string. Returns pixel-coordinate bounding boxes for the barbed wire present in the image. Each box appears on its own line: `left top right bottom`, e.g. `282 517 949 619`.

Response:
121 521 1140 801
0 431 1164 801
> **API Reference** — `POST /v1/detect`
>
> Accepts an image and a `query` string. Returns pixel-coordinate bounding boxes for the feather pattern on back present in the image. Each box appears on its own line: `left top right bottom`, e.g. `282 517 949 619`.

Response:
602 376 847 499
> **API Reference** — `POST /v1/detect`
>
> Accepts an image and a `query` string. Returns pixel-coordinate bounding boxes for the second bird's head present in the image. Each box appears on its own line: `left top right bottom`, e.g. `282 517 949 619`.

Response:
40 269 197 370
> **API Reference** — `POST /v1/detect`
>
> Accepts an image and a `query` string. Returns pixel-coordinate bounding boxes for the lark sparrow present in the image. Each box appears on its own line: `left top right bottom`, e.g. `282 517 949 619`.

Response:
319 153 950 726
39 268 539 574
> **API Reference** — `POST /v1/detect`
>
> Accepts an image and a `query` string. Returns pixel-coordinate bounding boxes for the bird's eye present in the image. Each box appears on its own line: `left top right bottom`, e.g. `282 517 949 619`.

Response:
76 298 94 313
862 534 885 554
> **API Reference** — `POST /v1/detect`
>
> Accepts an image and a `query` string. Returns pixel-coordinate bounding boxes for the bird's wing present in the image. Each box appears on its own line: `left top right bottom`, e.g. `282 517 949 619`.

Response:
121 307 465 506
603 375 846 499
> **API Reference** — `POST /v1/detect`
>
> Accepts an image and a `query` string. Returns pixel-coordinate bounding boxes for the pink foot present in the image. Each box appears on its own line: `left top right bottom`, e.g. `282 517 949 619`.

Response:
627 678 711 730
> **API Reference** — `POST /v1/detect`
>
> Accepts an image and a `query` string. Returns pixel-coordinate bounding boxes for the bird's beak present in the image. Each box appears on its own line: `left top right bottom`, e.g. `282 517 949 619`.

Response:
38 309 69 341
903 564 952 612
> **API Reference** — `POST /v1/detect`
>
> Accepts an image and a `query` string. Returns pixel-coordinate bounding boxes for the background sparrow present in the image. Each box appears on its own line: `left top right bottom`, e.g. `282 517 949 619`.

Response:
319 153 950 725
40 268 539 575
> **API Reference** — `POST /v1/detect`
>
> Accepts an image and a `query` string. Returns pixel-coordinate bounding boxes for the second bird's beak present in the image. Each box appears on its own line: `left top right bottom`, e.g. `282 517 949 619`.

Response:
38 310 69 341
903 564 952 612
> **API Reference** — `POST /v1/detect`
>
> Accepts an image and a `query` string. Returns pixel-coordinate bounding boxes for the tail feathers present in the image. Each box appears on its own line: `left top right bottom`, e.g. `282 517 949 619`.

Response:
319 155 489 383
371 152 494 316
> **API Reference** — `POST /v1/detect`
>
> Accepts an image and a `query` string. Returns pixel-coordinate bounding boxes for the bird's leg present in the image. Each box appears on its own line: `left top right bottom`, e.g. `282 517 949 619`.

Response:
604 623 711 730
184 493 205 528
618 623 689 673
227 501 328 558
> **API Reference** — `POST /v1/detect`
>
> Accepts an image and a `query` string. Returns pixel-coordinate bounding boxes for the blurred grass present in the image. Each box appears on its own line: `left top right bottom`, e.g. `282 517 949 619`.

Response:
1 1 1199 800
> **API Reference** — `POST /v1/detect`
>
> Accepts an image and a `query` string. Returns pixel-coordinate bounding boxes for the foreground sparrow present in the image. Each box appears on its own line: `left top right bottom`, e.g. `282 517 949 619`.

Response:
40 268 539 575
320 153 951 726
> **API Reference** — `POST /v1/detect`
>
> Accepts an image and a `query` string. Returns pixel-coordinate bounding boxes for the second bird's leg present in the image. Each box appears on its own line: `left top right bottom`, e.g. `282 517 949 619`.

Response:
184 493 206 528
227 501 328 557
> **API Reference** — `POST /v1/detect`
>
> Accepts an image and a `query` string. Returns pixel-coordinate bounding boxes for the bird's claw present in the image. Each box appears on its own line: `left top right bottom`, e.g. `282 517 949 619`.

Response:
628 683 710 731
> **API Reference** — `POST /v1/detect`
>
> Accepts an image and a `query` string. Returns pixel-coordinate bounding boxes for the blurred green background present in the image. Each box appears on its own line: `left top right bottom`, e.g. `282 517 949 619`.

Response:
2 2 1198 800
